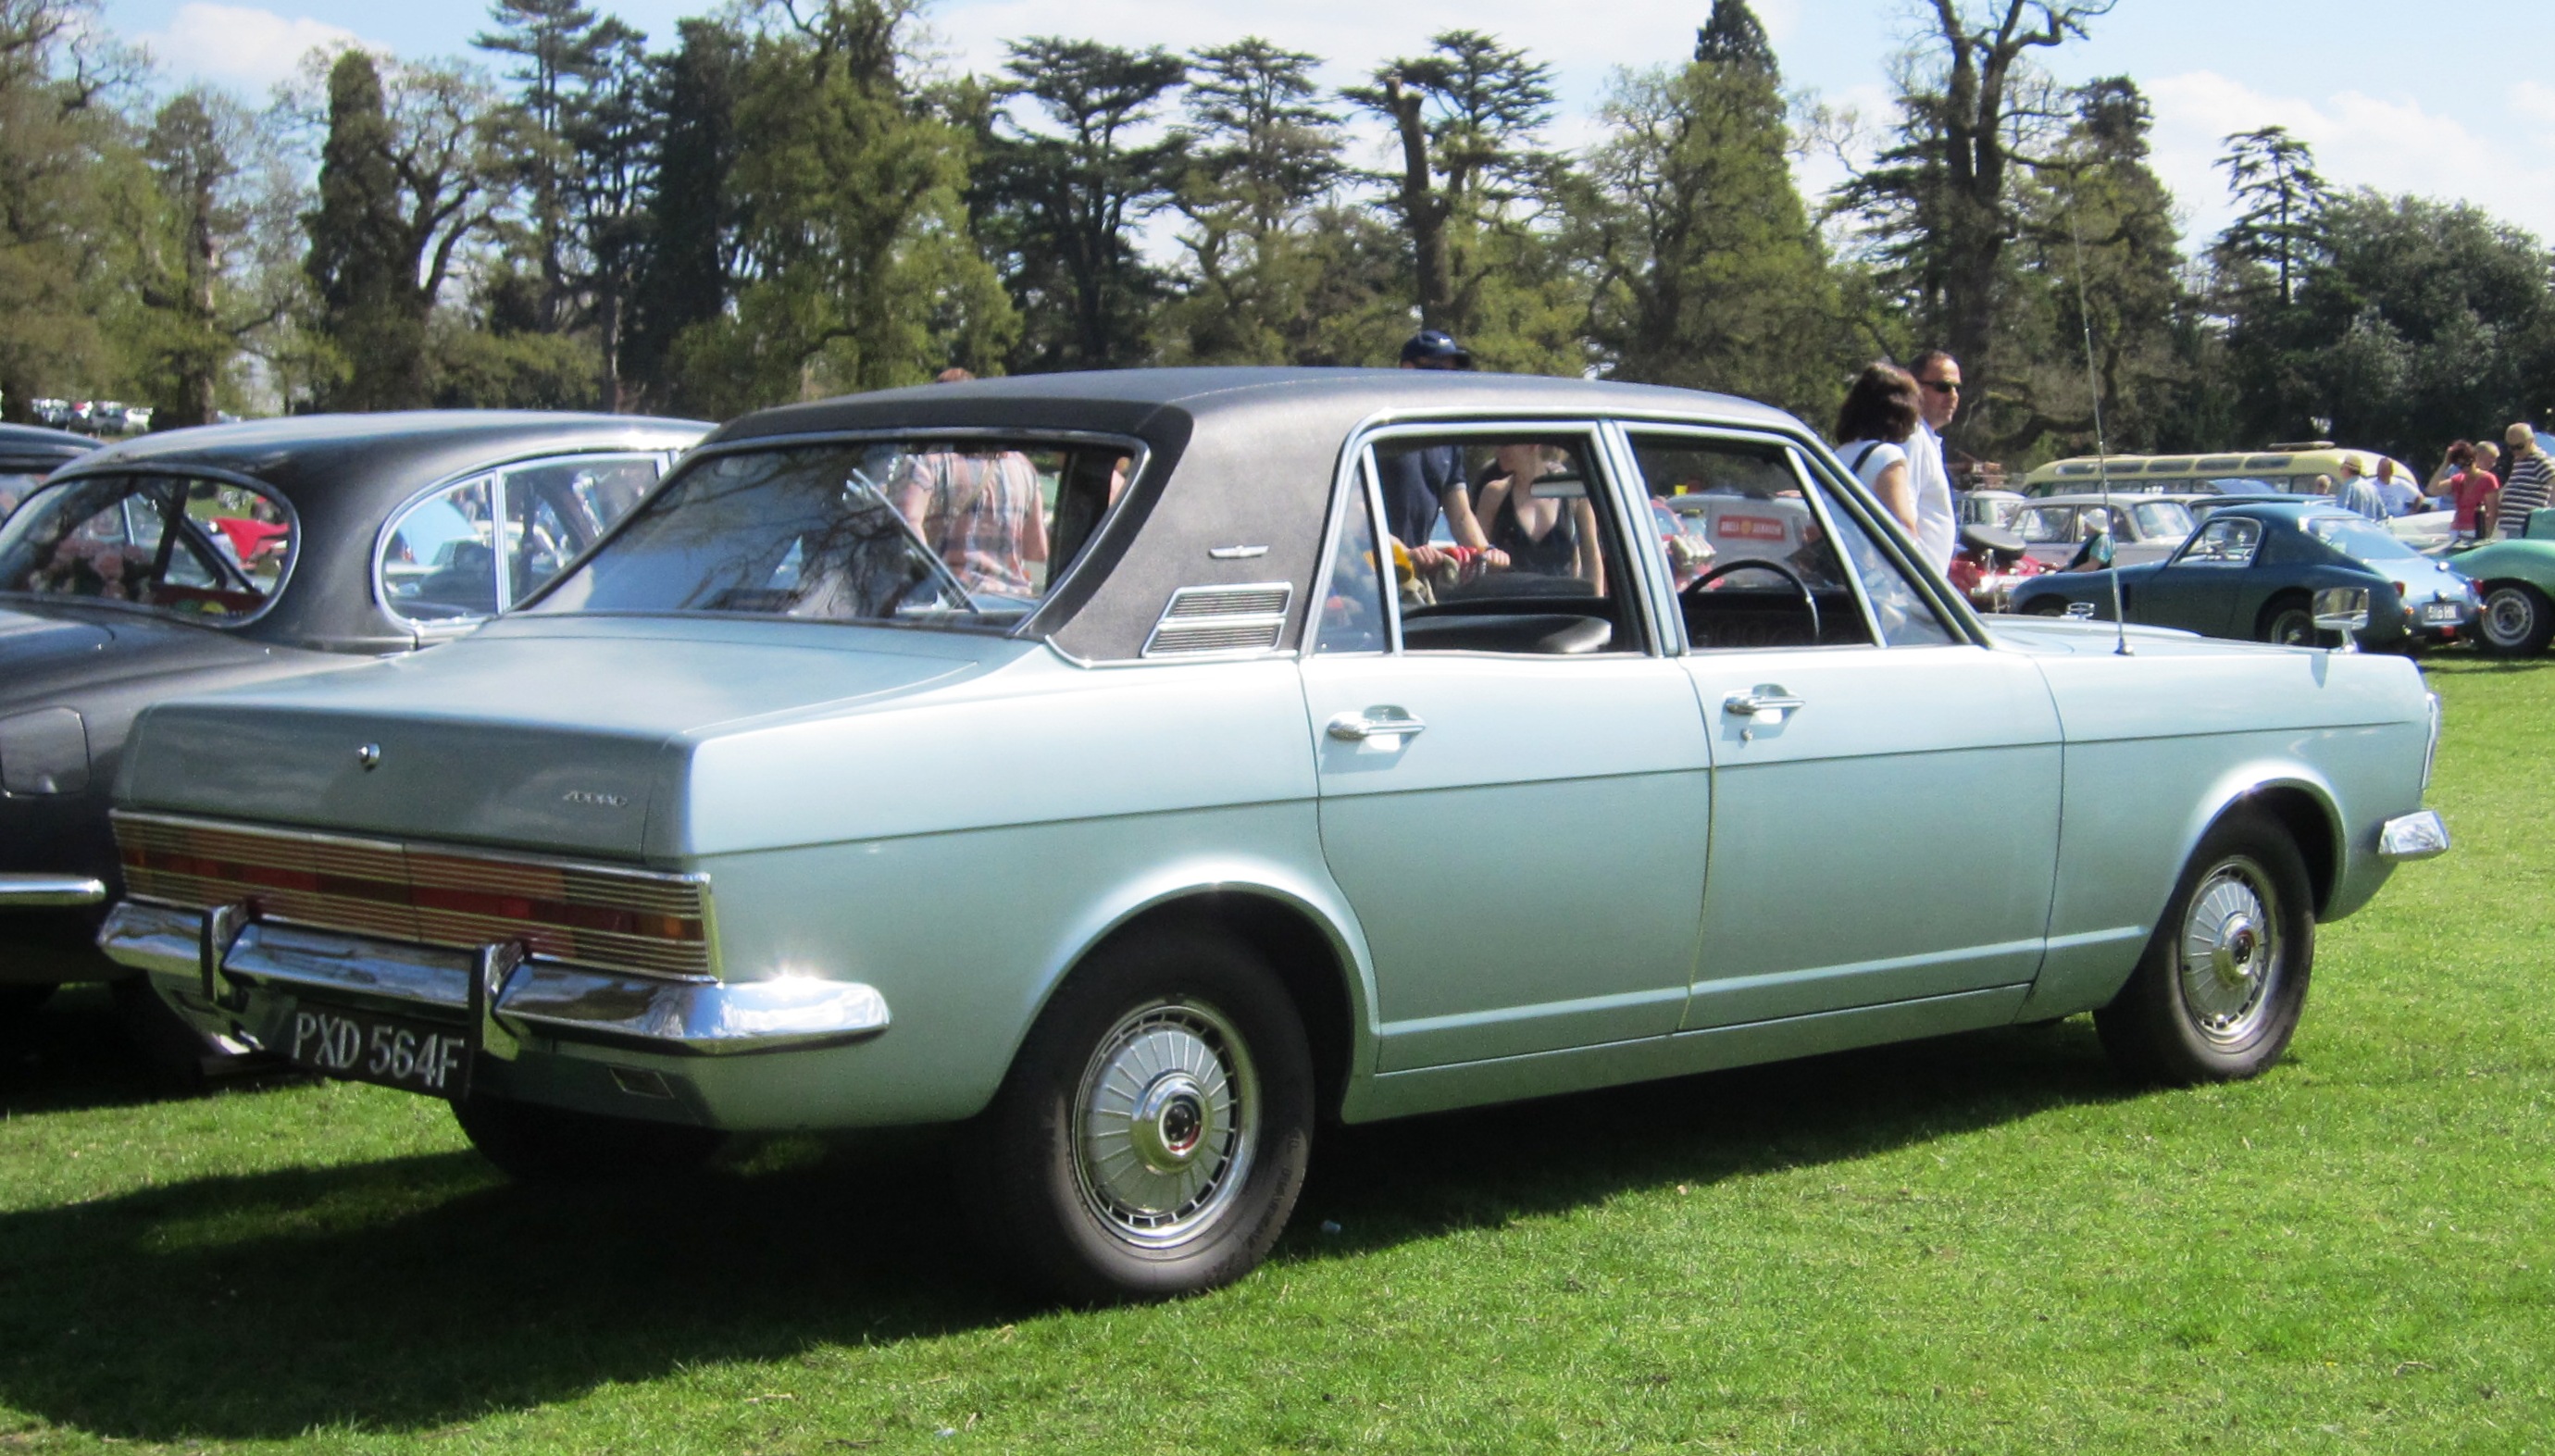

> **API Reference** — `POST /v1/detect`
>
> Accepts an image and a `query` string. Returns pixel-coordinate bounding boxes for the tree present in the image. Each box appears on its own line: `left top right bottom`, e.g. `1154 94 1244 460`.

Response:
670 0 1014 414
298 49 508 411
473 0 612 334
1581 0 1846 418
1829 0 2118 445
562 19 652 406
1344 30 1563 346
0 0 128 422
973 37 1187 371
1155 38 1351 366
2217 126 2330 308
118 91 294 427
621 17 745 412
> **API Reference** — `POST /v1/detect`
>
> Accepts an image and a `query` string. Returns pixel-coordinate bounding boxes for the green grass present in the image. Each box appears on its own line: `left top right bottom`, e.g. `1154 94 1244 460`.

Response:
5 656 2551 1454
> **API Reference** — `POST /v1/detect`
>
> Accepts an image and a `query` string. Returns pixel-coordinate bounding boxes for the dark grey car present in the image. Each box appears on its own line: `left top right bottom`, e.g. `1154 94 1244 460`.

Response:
0 412 704 1034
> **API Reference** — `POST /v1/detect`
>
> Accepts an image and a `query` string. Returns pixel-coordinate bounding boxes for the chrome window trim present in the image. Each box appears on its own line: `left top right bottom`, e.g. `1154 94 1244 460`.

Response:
511 427 1153 641
1783 439 1988 647
1344 417 1660 659
371 449 677 633
0 463 305 630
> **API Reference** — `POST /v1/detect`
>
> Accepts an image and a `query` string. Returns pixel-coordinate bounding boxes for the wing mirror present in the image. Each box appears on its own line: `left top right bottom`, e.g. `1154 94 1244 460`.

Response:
2312 587 2370 651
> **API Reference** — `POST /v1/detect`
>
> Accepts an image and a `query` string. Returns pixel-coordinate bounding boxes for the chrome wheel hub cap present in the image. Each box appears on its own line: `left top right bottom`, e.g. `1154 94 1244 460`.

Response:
2179 861 2280 1046
1074 1002 1256 1250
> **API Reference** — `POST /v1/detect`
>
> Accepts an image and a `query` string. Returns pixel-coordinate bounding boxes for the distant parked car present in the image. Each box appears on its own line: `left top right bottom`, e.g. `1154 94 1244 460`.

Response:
95 369 2447 1302
2435 511 2555 655
0 411 705 1039
2011 500 2478 649
2010 493 2195 568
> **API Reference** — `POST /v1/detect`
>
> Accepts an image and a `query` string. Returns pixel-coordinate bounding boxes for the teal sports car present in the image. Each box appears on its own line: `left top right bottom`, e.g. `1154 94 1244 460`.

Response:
94 370 2449 1301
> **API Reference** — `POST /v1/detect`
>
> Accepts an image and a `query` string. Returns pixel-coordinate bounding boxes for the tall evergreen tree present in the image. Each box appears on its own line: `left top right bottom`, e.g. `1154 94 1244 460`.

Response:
1156 38 1350 365
2217 126 2330 308
304 51 420 409
1582 1 1845 418
120 91 295 427
622 17 745 412
671 0 1013 413
972 37 1187 372
473 0 612 334
1829 0 2119 448
1344 31 1562 345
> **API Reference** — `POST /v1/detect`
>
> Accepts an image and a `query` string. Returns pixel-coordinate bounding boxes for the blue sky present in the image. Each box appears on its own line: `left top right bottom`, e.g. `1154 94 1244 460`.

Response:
99 0 2555 243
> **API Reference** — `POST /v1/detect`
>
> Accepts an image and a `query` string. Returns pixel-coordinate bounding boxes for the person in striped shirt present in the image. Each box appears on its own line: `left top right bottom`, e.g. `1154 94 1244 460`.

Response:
2496 423 2552 540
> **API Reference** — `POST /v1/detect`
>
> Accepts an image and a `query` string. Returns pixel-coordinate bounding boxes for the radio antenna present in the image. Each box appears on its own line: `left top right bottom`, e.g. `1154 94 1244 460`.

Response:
2068 210 2133 656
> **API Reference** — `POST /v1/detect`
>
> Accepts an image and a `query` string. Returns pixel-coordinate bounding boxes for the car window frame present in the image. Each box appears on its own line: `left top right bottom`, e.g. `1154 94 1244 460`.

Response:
373 449 679 637
511 428 1153 641
1330 417 1664 659
0 464 303 629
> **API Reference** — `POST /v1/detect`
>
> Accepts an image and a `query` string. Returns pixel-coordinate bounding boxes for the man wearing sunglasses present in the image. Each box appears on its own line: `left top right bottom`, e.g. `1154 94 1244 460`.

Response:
1904 349 1962 573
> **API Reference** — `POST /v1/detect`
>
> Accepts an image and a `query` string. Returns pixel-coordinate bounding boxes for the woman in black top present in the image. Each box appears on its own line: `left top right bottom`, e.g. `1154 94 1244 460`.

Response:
1472 443 1606 593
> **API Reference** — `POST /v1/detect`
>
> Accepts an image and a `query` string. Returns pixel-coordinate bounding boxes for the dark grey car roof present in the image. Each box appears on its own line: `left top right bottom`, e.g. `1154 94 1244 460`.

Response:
0 421 96 469
41 411 708 651
711 368 1813 659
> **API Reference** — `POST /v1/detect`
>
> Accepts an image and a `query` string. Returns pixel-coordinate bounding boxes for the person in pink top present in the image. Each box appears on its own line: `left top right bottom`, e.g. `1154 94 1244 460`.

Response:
2456 441 2502 541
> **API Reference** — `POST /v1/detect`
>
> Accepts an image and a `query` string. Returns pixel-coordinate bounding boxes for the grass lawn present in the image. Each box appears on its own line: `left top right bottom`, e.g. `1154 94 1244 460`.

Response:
2 654 2549 1454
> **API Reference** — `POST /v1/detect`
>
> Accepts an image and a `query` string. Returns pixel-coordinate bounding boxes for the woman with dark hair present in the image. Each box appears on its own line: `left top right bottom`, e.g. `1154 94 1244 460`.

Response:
1834 362 1924 540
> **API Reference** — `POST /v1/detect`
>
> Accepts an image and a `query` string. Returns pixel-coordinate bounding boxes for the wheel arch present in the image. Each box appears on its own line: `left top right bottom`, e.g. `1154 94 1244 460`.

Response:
2185 772 2343 919
1017 867 1376 1125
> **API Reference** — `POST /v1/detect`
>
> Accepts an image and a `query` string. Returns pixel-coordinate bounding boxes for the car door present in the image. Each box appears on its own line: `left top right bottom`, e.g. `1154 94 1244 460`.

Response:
2133 515 2262 638
1297 425 1710 1072
1624 429 2063 1029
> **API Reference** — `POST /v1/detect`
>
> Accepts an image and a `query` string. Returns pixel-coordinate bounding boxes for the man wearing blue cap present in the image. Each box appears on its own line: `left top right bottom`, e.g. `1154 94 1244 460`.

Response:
1377 331 1489 555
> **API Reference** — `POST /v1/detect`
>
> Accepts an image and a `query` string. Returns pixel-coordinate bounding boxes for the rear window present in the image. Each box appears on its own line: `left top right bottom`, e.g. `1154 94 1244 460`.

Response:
528 437 1137 629
2304 514 2420 562
0 473 294 623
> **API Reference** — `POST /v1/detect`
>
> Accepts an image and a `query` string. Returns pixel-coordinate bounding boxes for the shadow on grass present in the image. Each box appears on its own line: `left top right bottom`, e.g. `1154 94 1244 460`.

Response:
0 1019 2132 1443
0 985 172 1117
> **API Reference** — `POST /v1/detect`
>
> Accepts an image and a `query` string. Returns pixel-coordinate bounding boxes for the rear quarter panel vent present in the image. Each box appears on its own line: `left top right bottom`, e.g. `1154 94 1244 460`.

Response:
1142 583 1292 658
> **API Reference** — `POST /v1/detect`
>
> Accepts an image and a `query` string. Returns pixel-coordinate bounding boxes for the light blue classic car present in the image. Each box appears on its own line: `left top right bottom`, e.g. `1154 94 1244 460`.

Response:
94 370 2449 1300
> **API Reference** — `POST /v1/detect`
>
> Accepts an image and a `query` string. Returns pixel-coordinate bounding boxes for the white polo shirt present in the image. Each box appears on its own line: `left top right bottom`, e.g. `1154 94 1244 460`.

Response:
1906 421 1957 572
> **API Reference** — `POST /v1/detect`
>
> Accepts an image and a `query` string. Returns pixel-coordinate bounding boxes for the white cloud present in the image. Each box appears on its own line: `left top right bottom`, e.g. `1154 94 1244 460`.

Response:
136 4 372 93
2514 80 2555 130
2145 70 2555 245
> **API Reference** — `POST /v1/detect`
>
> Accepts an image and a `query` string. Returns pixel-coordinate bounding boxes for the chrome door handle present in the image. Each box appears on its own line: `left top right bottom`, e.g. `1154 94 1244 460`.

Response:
1327 711 1427 742
1722 687 1806 717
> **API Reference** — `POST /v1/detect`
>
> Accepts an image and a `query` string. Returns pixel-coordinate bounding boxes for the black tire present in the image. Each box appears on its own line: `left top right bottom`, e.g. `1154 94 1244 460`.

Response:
453 1097 725 1182
966 924 1314 1303
2475 581 2555 656
2256 594 2316 646
2097 810 2314 1085
0 983 56 1020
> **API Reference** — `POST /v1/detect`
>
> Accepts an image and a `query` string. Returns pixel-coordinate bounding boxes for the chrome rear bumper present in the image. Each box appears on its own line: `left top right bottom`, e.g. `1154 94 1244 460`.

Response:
97 899 889 1058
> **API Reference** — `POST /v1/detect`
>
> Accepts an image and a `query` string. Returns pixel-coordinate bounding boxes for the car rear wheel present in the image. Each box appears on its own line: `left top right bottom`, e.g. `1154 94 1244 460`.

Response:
453 1098 725 1181
2476 581 2555 656
0 983 56 1020
2096 810 2313 1085
966 924 1314 1303
2256 595 2316 646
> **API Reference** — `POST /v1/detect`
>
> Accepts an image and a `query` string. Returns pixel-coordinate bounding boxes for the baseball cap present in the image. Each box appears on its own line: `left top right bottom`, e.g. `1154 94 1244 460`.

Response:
1400 330 1474 368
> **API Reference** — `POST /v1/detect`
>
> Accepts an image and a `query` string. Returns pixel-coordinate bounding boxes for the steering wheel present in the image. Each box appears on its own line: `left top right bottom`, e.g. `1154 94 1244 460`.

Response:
1683 556 1821 644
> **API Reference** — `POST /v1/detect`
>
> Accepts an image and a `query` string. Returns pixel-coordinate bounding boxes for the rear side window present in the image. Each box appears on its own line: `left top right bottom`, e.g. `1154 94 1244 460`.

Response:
378 453 666 628
0 474 293 623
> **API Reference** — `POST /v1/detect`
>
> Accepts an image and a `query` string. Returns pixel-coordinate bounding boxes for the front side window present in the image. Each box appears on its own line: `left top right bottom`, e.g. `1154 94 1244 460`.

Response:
1629 433 1954 650
0 474 292 622
2175 516 2263 566
1376 431 1641 656
529 438 1131 629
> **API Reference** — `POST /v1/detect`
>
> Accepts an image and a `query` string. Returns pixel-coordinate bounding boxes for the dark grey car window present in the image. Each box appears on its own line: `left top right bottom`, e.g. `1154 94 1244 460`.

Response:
0 474 290 623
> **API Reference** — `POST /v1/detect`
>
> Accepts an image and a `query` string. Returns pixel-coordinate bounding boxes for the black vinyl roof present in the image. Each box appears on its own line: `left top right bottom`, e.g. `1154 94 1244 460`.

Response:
710 368 1813 660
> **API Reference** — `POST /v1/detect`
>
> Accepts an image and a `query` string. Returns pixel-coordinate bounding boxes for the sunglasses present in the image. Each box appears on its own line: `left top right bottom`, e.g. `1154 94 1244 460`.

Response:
1920 379 1961 395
